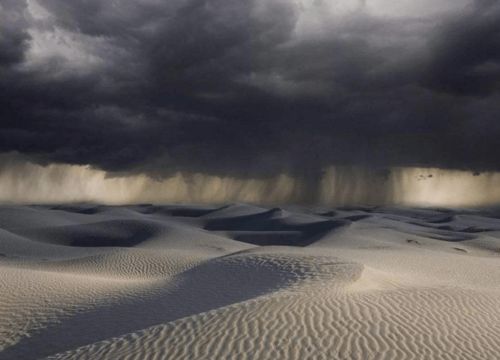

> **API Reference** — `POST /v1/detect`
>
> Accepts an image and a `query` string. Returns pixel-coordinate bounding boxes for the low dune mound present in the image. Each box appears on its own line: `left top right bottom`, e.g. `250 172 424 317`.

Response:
230 231 304 246
341 214 371 222
408 228 477 242
1 247 361 359
336 205 377 212
202 203 270 218
203 208 348 246
317 210 338 217
12 249 205 280
48 205 107 215
2 204 500 359
376 206 454 221
129 204 227 217
205 249 363 293
327 208 500 251
50 285 500 360
203 207 288 229
14 220 163 248
0 206 79 231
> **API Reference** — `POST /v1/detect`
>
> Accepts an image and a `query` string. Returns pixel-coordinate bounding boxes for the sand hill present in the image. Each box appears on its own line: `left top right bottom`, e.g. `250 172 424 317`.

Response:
1 204 500 359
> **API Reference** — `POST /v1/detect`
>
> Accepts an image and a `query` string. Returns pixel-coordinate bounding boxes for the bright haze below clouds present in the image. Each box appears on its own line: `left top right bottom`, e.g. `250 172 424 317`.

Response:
1 0 500 206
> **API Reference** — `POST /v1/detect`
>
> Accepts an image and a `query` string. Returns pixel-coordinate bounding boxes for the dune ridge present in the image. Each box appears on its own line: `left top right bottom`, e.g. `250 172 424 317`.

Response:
1 204 500 359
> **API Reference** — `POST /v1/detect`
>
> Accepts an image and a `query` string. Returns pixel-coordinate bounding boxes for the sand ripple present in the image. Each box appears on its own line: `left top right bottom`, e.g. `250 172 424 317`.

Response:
1 204 500 359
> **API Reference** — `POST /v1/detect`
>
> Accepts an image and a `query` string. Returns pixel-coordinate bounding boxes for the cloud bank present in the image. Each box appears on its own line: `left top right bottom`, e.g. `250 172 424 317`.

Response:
1 0 500 204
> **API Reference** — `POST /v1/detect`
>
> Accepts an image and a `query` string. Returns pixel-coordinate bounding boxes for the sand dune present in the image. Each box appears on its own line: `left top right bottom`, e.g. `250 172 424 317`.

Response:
1 204 500 359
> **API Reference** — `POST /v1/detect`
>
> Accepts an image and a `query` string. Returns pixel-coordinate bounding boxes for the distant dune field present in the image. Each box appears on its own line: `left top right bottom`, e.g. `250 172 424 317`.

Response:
1 204 500 359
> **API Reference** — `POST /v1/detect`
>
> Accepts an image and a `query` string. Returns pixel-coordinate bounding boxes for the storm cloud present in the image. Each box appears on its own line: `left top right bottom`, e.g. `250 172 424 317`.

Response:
1 0 500 181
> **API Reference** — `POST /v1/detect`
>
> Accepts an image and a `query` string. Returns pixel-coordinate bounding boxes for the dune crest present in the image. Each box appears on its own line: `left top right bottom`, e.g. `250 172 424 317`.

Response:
1 204 500 359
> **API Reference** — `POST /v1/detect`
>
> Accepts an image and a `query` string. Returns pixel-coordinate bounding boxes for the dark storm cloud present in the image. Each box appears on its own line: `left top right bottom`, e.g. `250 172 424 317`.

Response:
422 0 500 96
1 0 500 178
0 1 29 66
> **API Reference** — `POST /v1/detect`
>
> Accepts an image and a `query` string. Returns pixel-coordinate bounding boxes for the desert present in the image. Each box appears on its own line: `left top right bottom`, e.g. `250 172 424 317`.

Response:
1 203 500 359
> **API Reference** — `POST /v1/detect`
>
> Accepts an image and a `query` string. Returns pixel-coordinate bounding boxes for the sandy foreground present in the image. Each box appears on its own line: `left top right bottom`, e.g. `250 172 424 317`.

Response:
1 204 500 359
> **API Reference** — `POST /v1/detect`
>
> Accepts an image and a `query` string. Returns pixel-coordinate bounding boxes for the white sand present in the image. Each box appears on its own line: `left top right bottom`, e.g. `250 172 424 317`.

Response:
1 204 500 359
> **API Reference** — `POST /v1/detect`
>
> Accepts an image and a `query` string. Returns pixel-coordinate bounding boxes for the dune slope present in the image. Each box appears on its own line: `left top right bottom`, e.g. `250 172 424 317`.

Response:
1 204 500 359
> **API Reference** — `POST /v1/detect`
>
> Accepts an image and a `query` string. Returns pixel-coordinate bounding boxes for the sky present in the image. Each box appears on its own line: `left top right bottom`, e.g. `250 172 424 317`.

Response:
1 0 500 205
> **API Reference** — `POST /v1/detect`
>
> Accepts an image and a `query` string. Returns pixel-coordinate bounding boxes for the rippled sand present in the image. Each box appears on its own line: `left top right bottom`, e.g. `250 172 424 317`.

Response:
1 204 500 359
